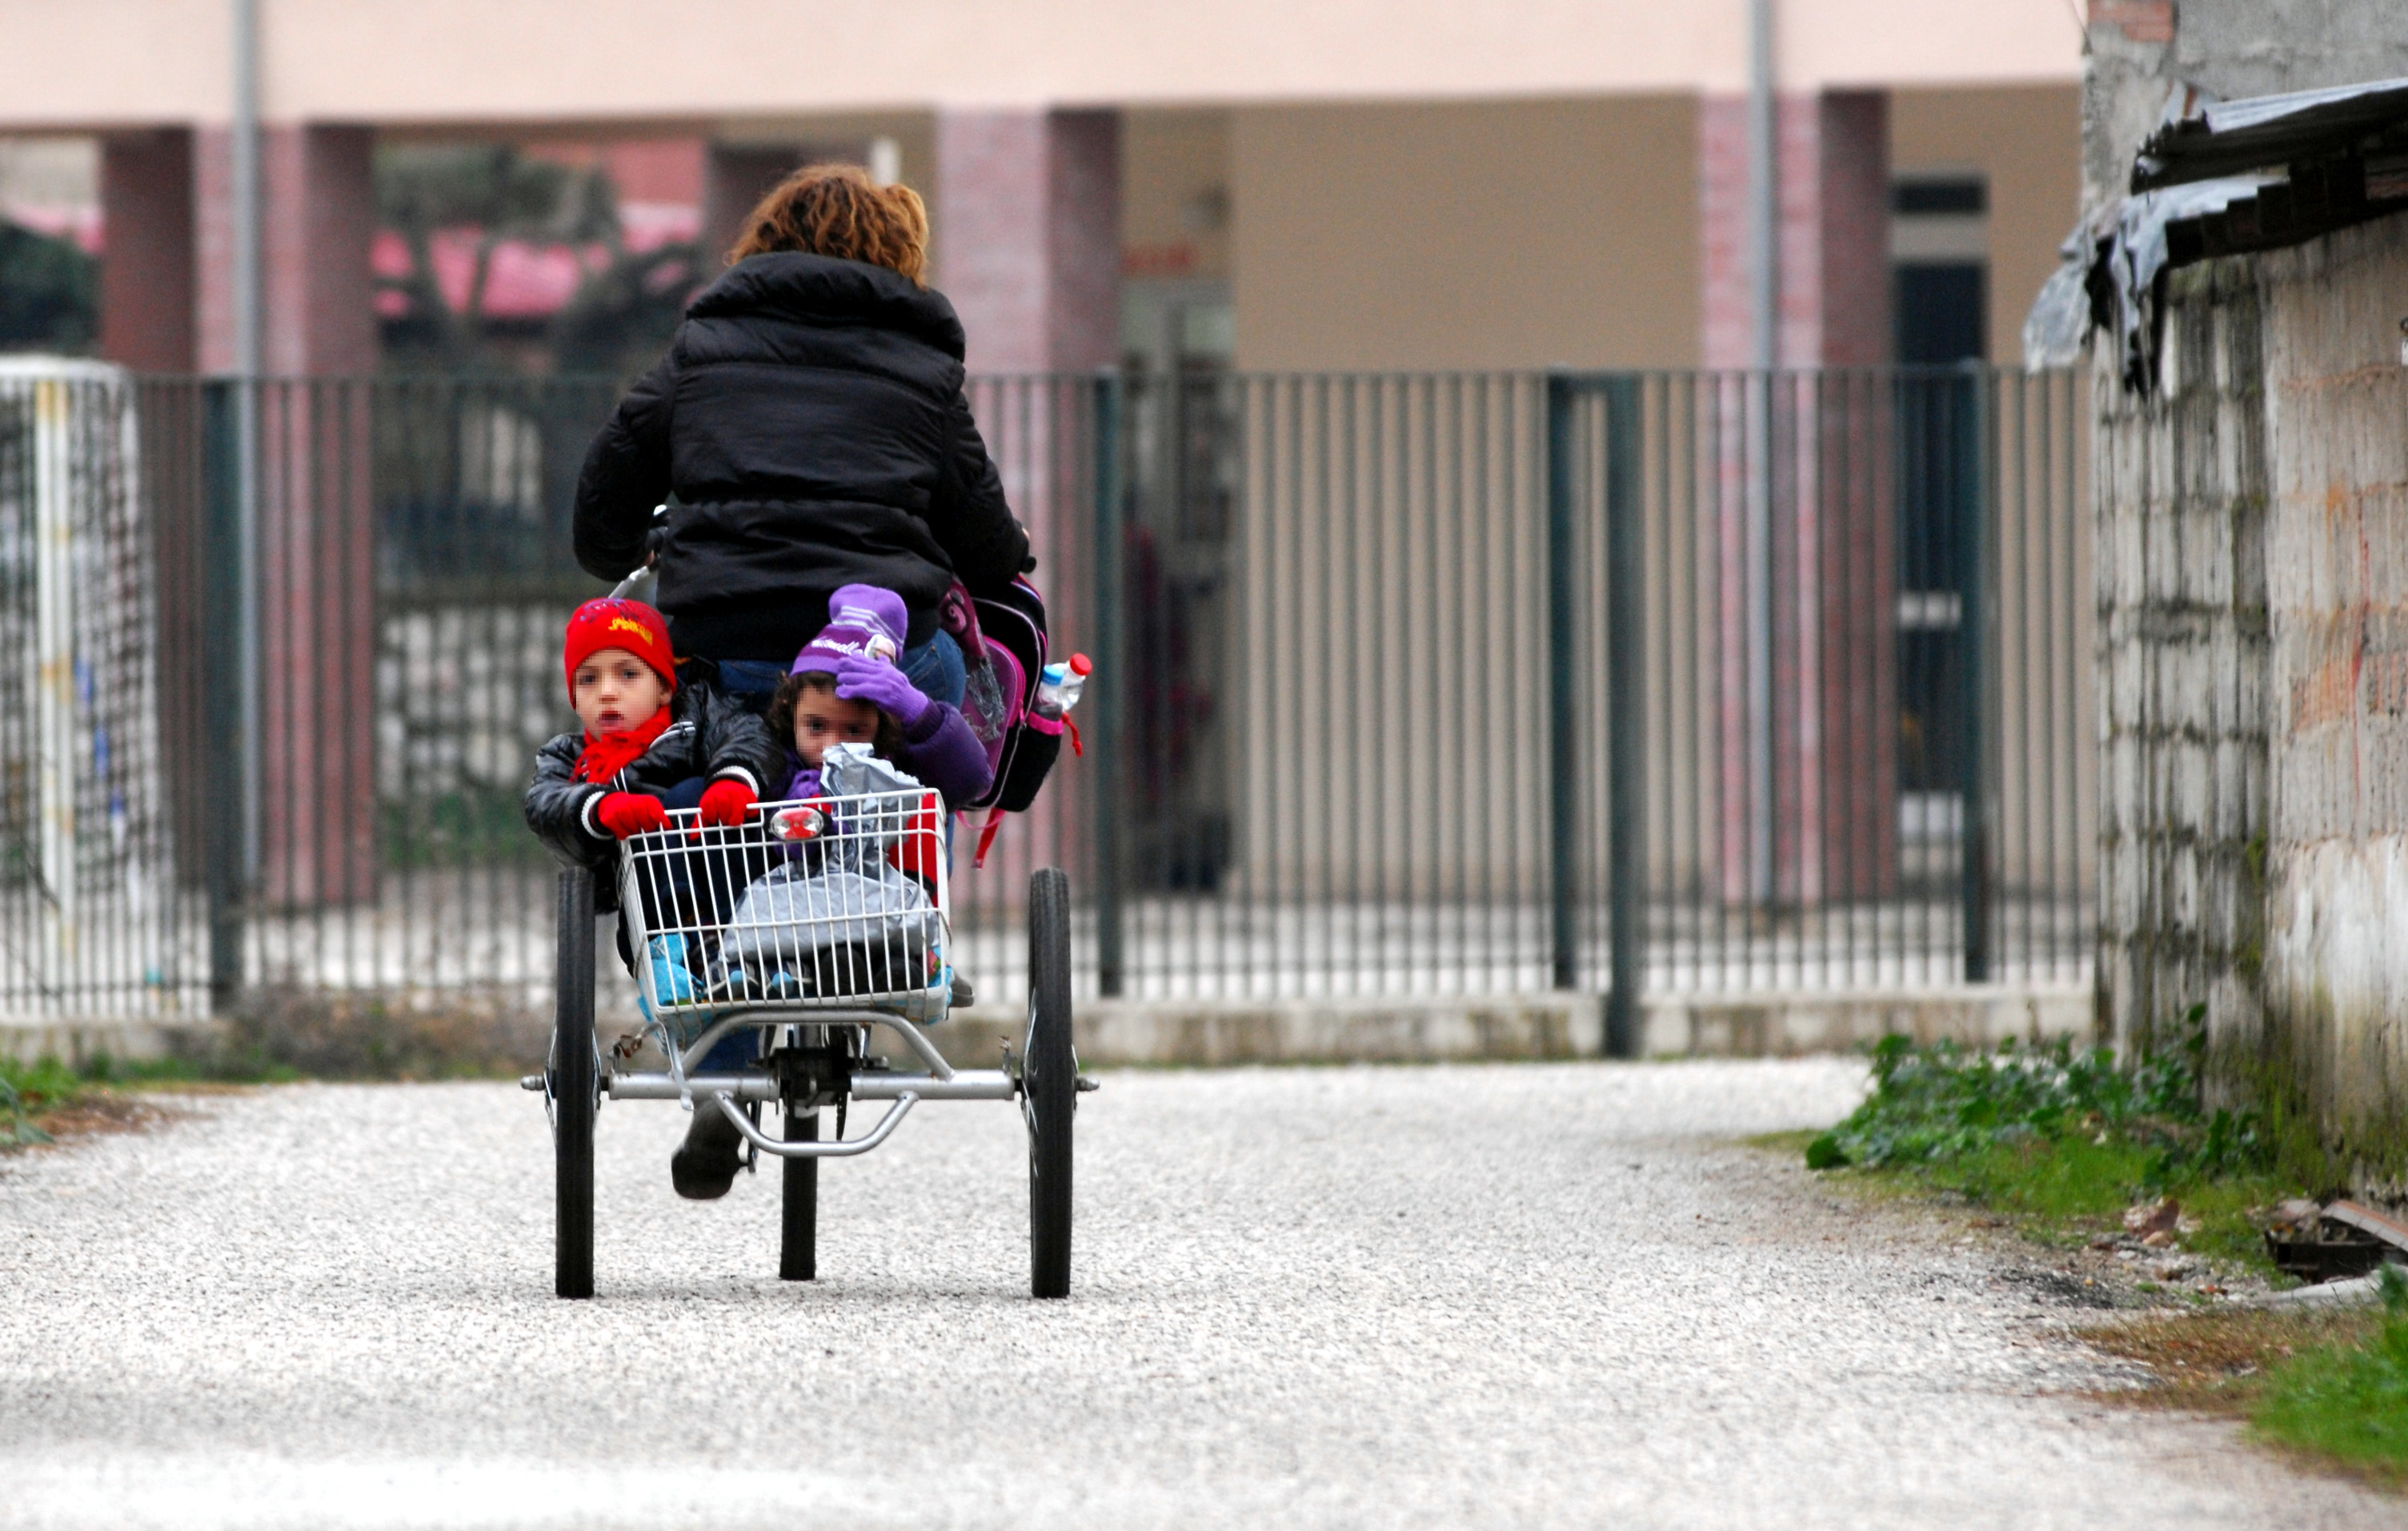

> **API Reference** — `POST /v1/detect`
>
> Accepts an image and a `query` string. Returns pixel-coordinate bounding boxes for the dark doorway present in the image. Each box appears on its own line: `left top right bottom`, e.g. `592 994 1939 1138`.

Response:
1896 263 1986 365
1891 178 1989 882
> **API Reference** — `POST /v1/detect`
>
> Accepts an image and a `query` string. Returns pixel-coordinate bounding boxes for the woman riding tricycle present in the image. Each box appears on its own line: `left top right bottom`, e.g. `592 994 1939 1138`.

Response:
527 163 1087 1302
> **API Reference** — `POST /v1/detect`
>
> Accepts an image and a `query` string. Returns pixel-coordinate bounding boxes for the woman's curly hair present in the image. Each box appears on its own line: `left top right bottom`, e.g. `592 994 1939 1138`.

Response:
727 162 929 285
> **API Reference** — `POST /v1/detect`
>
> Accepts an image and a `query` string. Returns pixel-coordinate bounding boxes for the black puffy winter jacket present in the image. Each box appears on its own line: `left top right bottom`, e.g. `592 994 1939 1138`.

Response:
523 686 785 908
571 253 1032 662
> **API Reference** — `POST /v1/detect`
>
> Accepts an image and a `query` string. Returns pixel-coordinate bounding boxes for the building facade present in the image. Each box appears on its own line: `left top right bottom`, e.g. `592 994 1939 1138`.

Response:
0 0 2081 378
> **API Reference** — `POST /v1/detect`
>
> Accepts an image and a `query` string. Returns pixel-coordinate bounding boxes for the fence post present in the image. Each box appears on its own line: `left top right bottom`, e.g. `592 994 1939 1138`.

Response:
1603 376 1646 1059
1091 372 1126 997
1545 377 1581 994
202 382 246 1008
1961 364 1994 983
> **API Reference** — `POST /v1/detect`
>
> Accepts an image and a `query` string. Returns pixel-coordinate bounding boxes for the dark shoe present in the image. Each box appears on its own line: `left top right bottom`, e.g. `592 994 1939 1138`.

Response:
949 971 975 1008
670 1103 745 1200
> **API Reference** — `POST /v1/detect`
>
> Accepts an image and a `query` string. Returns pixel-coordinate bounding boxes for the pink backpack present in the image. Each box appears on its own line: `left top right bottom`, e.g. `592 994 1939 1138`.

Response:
944 579 1071 865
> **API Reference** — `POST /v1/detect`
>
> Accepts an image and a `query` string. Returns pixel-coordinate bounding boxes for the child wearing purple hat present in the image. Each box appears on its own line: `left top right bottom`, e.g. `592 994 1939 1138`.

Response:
767 583 994 808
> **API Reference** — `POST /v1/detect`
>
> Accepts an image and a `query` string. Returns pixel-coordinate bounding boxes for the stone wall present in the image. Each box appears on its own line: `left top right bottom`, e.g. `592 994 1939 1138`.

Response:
2255 218 2408 1187
2082 2 2408 210
2095 257 2271 1072
2096 215 2408 1186
2168 0 2408 103
2085 2 2408 1186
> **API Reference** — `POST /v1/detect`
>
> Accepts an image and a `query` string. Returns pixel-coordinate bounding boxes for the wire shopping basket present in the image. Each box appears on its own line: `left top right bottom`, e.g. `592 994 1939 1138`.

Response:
616 787 953 1028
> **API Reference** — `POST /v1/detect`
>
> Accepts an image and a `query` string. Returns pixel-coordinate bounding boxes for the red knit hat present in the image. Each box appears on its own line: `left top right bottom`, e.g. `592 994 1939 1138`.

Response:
563 598 676 699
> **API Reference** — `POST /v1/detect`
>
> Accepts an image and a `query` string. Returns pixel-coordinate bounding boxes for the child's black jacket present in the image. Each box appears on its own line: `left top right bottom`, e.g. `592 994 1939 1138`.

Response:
523 685 783 908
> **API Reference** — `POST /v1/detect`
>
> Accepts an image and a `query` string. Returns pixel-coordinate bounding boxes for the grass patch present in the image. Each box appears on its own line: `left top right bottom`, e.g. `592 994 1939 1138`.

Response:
2084 1270 2408 1493
2251 1268 2408 1488
2 988 553 1152
2084 1304 2381 1412
1897 1132 2294 1268
1788 1020 2405 1491
0 1050 278 1149
1800 1016 2321 1279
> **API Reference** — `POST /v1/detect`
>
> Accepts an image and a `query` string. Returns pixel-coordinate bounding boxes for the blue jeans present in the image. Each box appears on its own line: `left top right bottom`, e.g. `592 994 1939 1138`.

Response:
903 631 967 708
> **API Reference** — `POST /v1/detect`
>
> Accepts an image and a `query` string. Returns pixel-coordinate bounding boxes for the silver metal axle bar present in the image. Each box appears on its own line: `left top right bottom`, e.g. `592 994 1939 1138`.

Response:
850 1069 1016 1101
607 1072 779 1103
607 1067 1016 1105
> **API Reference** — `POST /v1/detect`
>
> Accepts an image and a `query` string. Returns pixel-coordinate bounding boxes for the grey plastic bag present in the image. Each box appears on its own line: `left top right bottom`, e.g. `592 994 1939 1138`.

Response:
721 860 936 964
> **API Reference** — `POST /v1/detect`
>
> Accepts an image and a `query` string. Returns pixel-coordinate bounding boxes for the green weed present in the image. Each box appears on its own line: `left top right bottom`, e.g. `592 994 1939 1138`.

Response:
0 1073 51 1145
0 1048 300 1151
1802 1010 2308 1271
2249 1267 2408 1484
1808 1011 2261 1184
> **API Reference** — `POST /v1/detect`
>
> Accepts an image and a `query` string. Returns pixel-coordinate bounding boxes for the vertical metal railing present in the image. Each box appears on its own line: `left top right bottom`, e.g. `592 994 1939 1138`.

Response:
0 363 2092 1037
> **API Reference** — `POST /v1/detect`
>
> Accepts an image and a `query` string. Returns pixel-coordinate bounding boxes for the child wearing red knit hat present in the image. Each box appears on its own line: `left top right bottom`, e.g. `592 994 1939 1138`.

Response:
528 597 779 846
525 599 784 1069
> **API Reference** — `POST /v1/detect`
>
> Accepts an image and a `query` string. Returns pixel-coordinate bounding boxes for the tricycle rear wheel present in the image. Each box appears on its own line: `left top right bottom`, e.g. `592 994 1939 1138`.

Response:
1024 867 1076 1298
780 1107 817 1280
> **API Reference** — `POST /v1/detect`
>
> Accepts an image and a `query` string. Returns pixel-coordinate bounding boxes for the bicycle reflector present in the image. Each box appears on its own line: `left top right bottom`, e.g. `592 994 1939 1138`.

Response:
769 804 826 842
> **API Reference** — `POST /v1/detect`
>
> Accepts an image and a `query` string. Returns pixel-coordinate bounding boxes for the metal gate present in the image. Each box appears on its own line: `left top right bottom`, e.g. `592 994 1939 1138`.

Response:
0 364 2093 1043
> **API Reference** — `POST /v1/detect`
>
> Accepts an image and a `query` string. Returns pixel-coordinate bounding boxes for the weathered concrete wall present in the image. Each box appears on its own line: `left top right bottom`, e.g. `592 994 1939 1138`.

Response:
2081 2 2176 211
2254 217 2408 1186
2085 2 2408 1185
2169 1 2408 104
2094 257 2272 1072
2094 215 2408 1181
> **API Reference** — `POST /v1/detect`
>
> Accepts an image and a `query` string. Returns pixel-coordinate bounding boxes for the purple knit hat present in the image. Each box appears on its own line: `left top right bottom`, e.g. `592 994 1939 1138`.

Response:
791 583 908 676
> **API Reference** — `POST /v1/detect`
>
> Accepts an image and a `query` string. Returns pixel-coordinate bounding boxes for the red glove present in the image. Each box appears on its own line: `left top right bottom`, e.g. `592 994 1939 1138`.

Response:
698 778 757 828
593 792 668 840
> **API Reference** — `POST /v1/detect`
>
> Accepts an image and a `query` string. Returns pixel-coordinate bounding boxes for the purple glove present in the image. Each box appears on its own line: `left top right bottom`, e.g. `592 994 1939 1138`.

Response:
833 655 930 727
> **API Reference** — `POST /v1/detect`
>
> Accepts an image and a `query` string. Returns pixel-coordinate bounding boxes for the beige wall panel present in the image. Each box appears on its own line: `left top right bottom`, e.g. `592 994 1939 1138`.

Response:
1231 98 1699 373
1122 110 1232 283
0 2 229 126
1890 85 2081 365
0 1 2077 131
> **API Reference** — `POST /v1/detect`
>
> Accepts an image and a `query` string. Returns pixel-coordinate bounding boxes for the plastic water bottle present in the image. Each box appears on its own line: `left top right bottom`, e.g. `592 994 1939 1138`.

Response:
1033 653 1092 719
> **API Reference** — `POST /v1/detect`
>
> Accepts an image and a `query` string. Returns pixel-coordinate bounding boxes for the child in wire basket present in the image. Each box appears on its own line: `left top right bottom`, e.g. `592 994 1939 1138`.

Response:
706 585 991 1011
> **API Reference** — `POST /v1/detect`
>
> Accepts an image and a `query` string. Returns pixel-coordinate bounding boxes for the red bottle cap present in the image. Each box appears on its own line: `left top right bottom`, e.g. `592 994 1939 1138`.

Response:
1068 652 1092 676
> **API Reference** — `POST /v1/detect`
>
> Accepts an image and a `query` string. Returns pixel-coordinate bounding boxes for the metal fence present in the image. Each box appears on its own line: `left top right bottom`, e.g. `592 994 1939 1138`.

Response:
0 363 2093 1040
0 363 201 1023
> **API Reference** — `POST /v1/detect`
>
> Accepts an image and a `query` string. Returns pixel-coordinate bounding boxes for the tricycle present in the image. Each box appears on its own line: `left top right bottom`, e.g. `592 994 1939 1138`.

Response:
533 780 1085 1300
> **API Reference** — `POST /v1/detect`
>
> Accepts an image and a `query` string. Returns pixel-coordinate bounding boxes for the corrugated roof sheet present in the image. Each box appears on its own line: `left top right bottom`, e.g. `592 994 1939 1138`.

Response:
2134 75 2408 190
2026 74 2408 388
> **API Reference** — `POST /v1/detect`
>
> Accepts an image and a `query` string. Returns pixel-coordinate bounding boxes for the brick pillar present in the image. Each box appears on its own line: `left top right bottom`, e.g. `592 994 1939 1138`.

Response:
1698 91 1897 905
932 110 1120 886
933 109 1121 373
195 125 379 908
196 124 378 376
1813 93 1891 367
1698 91 1889 369
98 131 196 374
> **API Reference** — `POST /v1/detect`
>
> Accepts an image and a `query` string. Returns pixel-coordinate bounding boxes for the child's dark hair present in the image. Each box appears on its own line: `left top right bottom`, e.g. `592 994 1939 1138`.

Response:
769 670 906 761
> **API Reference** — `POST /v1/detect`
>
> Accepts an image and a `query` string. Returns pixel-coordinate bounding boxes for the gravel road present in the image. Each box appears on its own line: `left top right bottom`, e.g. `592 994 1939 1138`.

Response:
0 1062 2396 1530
